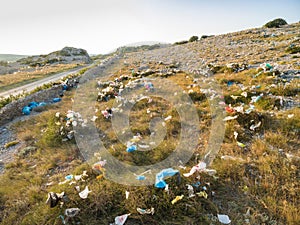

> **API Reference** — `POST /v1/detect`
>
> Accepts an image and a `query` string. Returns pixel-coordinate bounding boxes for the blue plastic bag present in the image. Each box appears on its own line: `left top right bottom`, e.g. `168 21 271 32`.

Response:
22 106 31 115
155 168 179 188
126 145 137 153
38 102 47 107
53 98 62 103
28 102 39 109
136 175 146 180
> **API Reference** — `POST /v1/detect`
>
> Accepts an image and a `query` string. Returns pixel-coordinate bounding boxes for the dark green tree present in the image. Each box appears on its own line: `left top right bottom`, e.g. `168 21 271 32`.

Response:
264 18 288 28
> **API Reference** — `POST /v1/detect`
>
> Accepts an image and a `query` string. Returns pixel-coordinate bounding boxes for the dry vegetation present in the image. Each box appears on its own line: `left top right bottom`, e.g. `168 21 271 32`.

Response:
0 22 299 225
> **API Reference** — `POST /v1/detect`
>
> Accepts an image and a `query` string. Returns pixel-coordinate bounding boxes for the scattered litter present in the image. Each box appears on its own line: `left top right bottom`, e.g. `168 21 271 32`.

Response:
58 215 66 224
192 181 201 188
53 97 62 103
79 186 91 199
93 159 107 178
155 168 179 188
164 115 172 121
227 81 234 87
217 214 231 224
197 191 208 199
22 101 50 115
144 81 154 91
137 207 155 215
134 169 151 180
171 195 184 204
65 174 73 180
75 186 80 192
223 115 238 121
46 192 65 208
101 108 112 119
245 105 255 114
237 141 246 148
138 144 150 149
65 208 80 217
183 161 206 177
125 191 130 199
164 184 169 193
241 92 247 98
250 94 263 103
230 95 239 100
186 184 195 198
287 114 294 118
225 106 235 113
22 106 31 115
113 213 130 225
91 115 98 121
234 131 238 140
126 145 137 153
74 170 88 181
250 121 261 130
136 175 146 180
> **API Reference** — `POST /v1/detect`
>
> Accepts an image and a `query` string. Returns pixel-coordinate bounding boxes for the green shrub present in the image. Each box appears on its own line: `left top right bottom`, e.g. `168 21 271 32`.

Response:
38 116 62 147
264 18 287 28
174 40 188 45
189 36 199 42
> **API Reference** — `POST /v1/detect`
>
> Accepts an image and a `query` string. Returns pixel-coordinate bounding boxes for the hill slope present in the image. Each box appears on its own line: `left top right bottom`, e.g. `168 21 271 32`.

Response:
0 22 299 225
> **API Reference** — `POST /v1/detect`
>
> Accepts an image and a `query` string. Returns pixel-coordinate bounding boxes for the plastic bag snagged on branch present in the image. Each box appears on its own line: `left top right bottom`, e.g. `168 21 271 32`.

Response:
155 168 180 188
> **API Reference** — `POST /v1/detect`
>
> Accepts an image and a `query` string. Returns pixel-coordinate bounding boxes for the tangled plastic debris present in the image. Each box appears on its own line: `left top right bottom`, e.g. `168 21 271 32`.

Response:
137 207 155 215
65 208 80 217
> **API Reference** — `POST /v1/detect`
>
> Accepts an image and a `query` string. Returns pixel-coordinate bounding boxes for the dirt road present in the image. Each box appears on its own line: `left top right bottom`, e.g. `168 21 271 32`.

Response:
0 65 92 98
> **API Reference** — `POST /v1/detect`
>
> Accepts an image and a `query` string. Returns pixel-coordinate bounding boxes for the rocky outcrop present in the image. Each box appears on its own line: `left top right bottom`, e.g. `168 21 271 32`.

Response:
17 47 92 67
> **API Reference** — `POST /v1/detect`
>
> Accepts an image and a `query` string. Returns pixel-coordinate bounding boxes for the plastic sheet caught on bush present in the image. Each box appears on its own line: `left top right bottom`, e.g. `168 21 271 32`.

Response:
183 161 206 177
155 168 179 188
79 186 91 199
113 213 130 225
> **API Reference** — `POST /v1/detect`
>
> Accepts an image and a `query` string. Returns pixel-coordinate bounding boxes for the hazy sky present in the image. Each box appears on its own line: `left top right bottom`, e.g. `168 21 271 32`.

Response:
1 0 299 55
